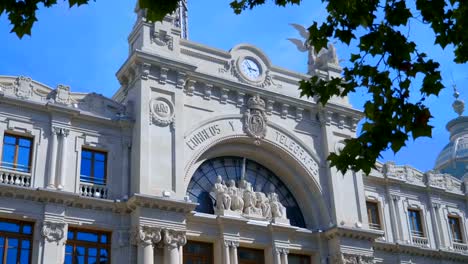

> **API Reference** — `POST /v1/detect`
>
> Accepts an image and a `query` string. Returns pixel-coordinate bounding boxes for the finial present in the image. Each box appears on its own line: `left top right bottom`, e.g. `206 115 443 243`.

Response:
452 84 465 116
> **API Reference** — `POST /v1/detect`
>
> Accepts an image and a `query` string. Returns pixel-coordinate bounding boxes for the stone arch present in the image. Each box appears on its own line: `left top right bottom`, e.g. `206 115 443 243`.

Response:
183 117 330 229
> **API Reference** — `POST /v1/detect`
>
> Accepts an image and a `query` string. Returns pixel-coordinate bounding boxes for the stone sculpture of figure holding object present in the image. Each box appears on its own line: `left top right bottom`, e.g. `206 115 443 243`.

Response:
228 180 244 212
212 175 231 211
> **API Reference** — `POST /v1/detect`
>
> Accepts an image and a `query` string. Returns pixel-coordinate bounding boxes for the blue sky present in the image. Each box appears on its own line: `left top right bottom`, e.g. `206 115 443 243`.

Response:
0 0 466 172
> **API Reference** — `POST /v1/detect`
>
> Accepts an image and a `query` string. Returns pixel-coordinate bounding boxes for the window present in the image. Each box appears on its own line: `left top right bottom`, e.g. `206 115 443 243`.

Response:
1 134 33 173
366 201 381 230
0 218 34 264
238 247 264 264
183 241 213 264
65 228 110 264
408 209 424 237
448 216 463 243
80 149 107 185
289 253 311 264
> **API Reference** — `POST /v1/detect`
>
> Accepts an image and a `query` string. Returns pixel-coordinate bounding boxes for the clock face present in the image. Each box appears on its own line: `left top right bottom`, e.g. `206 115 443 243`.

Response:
240 58 261 80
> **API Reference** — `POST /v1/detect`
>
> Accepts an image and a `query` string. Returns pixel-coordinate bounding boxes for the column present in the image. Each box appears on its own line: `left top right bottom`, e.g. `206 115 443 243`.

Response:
163 229 186 264
223 241 231 264
47 127 59 188
40 221 67 263
275 247 289 264
273 248 281 264
133 226 161 264
230 242 239 264
57 129 69 190
280 248 289 264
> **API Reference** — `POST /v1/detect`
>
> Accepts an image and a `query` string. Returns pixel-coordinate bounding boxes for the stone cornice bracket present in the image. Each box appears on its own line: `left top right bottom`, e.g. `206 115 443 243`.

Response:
176 72 187 89
185 79 196 96
41 221 66 244
204 84 213 100
159 67 169 84
237 91 245 108
132 226 162 246
163 229 187 249
296 107 304 122
140 63 151 80
220 88 229 104
281 103 289 119
266 99 274 115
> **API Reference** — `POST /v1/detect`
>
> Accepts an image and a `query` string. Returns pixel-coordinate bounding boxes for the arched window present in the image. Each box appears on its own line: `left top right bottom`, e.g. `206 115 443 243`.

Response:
187 156 306 228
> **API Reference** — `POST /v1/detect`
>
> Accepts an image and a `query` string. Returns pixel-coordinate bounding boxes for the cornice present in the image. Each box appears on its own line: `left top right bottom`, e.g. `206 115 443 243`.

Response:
126 193 198 214
324 226 384 241
374 241 468 262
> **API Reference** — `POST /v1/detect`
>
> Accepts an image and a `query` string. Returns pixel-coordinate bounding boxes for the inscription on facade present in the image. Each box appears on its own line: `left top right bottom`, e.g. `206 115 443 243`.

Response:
150 97 175 126
186 124 222 150
273 131 319 175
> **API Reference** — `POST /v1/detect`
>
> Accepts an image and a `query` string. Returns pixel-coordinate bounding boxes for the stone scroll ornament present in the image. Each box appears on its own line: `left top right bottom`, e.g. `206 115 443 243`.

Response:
131 226 162 246
41 221 66 244
212 175 290 225
243 95 267 145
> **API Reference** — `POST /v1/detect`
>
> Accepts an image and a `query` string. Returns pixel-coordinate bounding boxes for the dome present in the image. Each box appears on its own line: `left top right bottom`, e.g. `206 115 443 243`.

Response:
434 88 468 179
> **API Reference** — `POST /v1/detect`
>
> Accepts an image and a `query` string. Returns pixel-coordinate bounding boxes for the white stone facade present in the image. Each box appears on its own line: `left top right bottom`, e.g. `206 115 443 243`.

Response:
0 2 466 264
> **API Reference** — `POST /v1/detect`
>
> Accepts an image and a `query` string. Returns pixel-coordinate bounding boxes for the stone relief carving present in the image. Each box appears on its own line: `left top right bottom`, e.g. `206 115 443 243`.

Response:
212 176 290 224
340 253 374 264
162 229 187 249
150 97 175 126
243 95 267 144
53 84 74 105
152 29 174 51
41 221 66 243
131 226 162 246
15 76 33 99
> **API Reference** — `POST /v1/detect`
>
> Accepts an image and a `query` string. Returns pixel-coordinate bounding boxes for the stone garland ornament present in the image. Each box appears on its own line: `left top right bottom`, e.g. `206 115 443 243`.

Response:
243 95 267 145
212 175 290 225
150 97 175 126
41 221 66 244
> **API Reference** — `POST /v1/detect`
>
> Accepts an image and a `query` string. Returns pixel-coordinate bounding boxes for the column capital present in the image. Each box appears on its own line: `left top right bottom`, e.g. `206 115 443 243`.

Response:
275 247 289 255
52 126 70 137
132 226 161 246
163 229 187 249
224 239 239 248
41 221 66 244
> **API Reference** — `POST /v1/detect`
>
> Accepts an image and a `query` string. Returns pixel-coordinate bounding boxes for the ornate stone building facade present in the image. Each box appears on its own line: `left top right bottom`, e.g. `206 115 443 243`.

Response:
0 1 466 263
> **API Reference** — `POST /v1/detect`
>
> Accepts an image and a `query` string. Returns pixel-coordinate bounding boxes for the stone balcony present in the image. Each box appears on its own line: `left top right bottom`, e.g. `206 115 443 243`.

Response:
79 182 109 199
0 168 32 187
453 242 468 253
412 236 429 247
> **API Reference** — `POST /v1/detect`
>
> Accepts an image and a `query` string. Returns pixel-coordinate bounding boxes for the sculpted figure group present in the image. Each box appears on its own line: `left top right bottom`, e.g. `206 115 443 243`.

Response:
212 176 288 222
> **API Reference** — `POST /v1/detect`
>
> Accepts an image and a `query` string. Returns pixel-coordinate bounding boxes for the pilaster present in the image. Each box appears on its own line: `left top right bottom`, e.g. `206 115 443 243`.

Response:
40 221 67 264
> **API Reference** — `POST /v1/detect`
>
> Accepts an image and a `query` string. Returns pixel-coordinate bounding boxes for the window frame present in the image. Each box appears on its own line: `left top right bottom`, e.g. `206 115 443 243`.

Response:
0 218 34 264
183 240 213 264
366 200 382 230
448 215 464 244
65 227 111 264
1 133 34 173
79 148 108 185
408 208 425 237
288 253 311 264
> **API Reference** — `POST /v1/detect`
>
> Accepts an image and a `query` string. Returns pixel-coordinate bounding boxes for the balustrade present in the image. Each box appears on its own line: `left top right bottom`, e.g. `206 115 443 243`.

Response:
412 236 429 247
453 242 468 253
0 168 32 187
79 182 108 199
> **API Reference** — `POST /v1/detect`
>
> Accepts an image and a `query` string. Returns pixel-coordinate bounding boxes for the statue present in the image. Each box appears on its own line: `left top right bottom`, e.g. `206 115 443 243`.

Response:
227 180 244 212
256 192 271 218
212 176 231 211
243 185 258 215
288 23 339 73
269 192 287 219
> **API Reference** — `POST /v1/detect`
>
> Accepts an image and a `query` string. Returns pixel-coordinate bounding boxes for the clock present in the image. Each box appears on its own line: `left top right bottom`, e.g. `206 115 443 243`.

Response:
240 58 261 80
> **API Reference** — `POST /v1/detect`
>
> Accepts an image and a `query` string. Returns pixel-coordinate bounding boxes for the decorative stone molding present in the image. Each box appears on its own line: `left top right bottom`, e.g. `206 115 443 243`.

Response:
132 226 162 246
150 97 175 126
237 91 245 107
176 72 187 89
220 88 229 104
266 99 274 115
281 104 289 119
14 76 33 99
204 84 213 100
41 221 66 243
243 95 267 144
296 107 304 121
185 79 196 96
162 229 186 249
339 253 374 264
159 67 169 84
53 84 72 105
140 63 151 80
224 240 239 248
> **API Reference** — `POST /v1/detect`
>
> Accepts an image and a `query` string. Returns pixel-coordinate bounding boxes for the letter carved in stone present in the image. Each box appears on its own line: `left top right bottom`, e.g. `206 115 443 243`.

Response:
41 221 66 244
243 95 267 144
150 97 175 126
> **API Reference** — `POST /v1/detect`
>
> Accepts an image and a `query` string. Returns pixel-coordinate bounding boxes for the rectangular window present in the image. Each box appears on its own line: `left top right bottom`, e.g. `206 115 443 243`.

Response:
288 253 311 264
366 201 381 230
448 216 463 243
0 218 34 264
65 228 110 264
1 134 33 173
183 241 213 264
80 149 107 185
238 247 264 264
408 209 424 237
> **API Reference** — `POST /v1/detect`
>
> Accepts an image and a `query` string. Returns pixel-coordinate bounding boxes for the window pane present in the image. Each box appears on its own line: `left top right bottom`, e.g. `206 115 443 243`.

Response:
100 234 108 244
0 237 4 262
95 153 106 162
18 138 31 148
93 160 105 184
7 238 19 264
17 146 31 172
2 144 16 168
20 248 30 264
68 230 74 240
3 135 16 145
22 224 32 235
82 150 92 159
100 249 109 258
80 158 92 179
0 221 21 233
76 231 99 242
76 246 85 264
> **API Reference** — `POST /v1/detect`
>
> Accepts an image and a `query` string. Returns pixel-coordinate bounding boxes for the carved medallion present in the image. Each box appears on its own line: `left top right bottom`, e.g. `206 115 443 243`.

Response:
243 95 267 144
150 97 175 126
